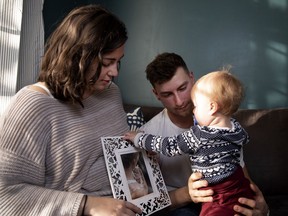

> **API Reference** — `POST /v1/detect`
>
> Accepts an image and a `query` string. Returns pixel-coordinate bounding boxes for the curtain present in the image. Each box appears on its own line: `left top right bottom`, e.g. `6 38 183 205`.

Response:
0 0 44 116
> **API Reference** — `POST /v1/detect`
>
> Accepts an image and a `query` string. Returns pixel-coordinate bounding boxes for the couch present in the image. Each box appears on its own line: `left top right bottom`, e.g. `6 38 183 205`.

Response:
124 104 288 216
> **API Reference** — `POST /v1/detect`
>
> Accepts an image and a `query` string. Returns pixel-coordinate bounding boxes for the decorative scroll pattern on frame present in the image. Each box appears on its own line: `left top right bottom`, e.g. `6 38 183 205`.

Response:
102 136 171 216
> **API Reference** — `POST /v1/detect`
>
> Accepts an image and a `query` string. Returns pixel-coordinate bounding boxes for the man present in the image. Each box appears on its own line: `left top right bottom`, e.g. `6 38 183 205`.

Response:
141 52 269 216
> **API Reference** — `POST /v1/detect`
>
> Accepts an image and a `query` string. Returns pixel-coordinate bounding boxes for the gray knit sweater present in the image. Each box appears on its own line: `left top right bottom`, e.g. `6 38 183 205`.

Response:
0 83 128 215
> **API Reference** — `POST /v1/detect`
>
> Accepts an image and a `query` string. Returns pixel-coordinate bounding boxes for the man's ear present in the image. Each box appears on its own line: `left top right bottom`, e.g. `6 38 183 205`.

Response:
209 101 219 115
152 88 161 101
189 71 195 84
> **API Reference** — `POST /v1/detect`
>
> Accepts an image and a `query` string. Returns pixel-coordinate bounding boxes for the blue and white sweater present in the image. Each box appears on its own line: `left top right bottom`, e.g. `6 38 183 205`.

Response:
135 118 249 184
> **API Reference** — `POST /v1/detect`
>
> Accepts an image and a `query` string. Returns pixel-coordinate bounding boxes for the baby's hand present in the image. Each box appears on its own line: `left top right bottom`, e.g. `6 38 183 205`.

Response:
123 131 138 143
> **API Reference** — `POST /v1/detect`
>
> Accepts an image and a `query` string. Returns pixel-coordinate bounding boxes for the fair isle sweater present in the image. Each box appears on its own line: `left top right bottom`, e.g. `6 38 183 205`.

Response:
135 119 249 184
0 83 128 216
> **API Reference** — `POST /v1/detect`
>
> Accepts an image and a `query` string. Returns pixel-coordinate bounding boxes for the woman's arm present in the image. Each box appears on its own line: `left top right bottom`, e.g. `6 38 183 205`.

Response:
83 196 142 216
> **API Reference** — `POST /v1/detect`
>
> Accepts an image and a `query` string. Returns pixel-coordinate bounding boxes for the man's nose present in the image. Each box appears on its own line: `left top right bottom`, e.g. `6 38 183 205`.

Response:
174 94 184 106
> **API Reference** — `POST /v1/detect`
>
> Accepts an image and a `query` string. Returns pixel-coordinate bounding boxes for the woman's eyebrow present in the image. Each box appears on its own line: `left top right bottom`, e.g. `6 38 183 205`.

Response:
103 54 125 61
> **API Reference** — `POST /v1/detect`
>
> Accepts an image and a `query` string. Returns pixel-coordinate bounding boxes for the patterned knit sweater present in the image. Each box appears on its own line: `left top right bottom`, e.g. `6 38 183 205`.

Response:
136 119 249 184
0 83 128 216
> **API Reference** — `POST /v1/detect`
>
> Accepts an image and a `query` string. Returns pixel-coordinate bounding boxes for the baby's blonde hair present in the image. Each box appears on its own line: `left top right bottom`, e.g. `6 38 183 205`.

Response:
191 67 244 116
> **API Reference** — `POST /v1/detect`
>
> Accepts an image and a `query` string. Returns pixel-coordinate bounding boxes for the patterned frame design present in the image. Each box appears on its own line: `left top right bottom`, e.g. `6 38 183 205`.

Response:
101 136 171 216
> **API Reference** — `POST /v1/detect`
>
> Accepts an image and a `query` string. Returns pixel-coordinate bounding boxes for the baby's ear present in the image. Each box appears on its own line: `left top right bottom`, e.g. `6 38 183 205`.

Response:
209 101 219 115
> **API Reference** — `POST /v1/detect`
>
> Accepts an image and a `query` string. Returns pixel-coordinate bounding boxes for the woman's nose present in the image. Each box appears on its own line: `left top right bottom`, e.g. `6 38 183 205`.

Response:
108 63 119 77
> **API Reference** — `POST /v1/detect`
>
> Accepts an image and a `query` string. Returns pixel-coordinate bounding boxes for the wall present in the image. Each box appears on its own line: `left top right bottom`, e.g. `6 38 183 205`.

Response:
43 0 88 40
43 0 288 109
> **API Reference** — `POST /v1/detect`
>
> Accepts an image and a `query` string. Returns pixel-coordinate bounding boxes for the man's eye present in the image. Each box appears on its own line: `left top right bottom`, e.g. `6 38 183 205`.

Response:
162 93 172 98
178 86 187 92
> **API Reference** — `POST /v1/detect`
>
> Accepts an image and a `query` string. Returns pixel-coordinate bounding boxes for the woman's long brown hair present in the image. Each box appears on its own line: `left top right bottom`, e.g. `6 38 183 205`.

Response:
38 5 127 106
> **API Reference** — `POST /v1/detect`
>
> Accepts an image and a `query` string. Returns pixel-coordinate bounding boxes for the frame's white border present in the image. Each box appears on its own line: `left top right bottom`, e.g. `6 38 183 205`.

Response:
101 136 171 216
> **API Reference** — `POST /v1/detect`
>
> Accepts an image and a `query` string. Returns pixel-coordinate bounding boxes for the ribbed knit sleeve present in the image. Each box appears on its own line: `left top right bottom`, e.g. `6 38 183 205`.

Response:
0 83 128 215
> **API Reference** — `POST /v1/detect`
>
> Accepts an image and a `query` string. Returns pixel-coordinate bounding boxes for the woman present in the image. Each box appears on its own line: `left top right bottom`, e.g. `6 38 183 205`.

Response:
0 5 141 216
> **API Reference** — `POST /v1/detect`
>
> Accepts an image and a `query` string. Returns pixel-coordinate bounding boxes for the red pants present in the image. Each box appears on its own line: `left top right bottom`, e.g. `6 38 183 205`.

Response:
200 167 254 216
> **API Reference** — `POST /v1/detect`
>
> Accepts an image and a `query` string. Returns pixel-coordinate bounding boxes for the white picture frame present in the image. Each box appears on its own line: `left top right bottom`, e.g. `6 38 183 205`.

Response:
101 136 171 216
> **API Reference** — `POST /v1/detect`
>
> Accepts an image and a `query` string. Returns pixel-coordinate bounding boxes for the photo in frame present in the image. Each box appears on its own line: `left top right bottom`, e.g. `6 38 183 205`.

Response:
101 136 171 216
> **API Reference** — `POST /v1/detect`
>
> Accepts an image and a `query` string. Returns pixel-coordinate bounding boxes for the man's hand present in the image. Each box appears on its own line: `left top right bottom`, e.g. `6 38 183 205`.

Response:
233 183 269 216
188 172 213 203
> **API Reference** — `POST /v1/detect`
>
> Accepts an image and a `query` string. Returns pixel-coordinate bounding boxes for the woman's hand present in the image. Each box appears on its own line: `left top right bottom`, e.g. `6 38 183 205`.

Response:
84 196 142 216
233 183 269 216
188 172 213 203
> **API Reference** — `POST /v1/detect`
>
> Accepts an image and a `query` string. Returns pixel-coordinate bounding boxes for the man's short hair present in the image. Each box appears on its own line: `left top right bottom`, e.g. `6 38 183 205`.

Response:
145 52 189 87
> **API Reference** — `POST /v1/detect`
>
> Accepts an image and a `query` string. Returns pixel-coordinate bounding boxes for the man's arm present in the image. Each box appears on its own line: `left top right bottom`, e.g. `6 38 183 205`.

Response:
167 186 192 209
233 183 269 216
242 165 253 182
188 172 269 216
234 166 269 216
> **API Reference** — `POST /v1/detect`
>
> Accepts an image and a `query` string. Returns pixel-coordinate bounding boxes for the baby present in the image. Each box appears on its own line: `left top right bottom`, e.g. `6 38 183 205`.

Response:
124 69 254 215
